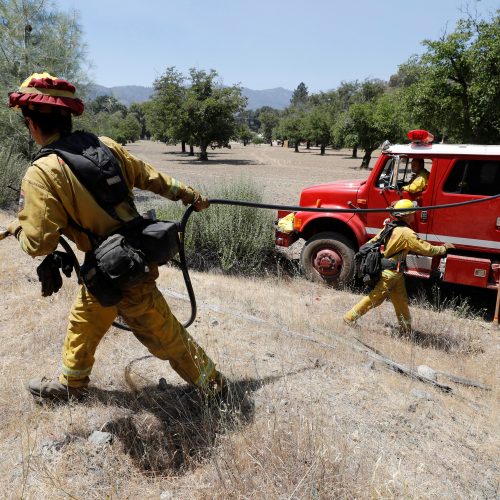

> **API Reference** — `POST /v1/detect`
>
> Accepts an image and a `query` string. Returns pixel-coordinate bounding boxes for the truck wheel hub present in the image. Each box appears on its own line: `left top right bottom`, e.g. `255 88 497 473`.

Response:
314 249 341 276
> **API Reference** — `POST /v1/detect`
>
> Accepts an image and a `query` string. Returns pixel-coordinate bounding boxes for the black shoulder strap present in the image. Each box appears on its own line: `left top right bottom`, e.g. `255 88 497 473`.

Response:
35 131 131 220
373 220 398 247
382 220 408 259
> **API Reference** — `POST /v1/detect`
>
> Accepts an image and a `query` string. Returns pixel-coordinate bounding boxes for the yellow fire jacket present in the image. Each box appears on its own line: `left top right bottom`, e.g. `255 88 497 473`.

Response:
13 135 199 256
402 168 430 194
371 223 446 261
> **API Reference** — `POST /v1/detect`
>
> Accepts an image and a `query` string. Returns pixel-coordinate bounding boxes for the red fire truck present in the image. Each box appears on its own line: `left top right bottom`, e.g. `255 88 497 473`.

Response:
275 131 500 290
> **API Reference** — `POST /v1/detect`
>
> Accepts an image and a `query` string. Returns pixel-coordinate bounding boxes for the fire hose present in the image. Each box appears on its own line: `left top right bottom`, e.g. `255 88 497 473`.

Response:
2 191 500 331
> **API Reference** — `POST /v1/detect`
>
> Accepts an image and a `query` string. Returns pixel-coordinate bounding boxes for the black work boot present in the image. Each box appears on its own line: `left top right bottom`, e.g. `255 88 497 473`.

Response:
176 372 230 415
28 377 89 401
201 372 230 402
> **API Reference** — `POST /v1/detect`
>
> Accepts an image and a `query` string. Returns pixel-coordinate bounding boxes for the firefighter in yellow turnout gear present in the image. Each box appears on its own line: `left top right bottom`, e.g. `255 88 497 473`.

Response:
402 158 430 194
6 73 225 400
343 199 453 332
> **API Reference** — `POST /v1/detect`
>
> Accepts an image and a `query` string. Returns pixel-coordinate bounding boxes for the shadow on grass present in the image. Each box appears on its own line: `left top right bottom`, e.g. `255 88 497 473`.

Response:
84 368 313 476
161 149 234 156
384 326 470 353
161 151 196 158
175 158 260 166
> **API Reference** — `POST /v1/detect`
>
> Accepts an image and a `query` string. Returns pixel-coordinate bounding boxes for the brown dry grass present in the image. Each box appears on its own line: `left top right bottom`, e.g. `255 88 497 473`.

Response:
0 142 498 499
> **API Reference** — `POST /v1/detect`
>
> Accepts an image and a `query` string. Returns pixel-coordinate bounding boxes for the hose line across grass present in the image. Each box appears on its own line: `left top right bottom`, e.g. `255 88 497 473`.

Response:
57 192 499 332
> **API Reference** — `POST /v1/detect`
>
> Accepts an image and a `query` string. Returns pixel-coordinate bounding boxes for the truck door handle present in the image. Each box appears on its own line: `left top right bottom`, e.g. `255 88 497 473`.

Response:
420 210 428 222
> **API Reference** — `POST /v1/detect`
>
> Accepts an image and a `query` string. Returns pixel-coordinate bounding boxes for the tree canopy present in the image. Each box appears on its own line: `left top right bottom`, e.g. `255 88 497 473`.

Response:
148 68 246 160
397 11 500 144
290 82 309 108
0 0 90 206
0 0 89 157
257 107 280 145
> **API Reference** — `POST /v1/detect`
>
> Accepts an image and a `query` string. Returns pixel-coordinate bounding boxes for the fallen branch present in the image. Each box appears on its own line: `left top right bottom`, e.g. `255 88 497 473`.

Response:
436 371 491 391
352 337 453 393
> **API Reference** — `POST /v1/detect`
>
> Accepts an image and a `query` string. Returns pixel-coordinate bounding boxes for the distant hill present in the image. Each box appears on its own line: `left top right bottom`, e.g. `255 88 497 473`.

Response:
87 84 154 106
242 87 292 110
87 84 292 110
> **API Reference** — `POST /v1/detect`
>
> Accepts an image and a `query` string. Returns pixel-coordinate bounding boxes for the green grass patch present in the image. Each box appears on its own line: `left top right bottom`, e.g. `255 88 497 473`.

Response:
0 147 27 208
151 180 277 275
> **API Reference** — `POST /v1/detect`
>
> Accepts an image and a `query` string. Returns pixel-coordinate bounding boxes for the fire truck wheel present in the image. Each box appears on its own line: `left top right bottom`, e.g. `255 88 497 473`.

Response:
300 231 355 286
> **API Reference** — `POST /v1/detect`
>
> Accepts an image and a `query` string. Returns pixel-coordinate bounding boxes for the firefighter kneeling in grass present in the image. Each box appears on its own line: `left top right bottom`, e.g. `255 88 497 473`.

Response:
343 199 454 332
6 72 227 401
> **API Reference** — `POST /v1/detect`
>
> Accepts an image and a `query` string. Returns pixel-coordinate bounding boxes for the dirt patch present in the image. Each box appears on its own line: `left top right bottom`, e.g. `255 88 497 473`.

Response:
126 141 373 204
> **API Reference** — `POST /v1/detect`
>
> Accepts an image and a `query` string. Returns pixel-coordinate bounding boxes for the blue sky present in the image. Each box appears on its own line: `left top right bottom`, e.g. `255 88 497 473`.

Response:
54 0 498 92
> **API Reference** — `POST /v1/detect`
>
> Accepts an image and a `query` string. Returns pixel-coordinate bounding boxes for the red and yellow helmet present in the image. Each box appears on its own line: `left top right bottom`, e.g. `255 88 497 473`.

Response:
8 72 84 116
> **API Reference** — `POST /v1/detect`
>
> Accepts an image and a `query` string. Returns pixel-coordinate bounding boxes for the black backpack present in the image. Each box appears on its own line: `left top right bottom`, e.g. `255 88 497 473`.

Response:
34 131 130 217
355 221 406 287
35 131 180 306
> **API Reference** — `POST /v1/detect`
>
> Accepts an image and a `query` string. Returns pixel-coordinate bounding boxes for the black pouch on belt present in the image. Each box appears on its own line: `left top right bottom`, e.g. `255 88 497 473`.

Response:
139 221 180 264
95 233 149 287
80 233 149 307
80 252 123 307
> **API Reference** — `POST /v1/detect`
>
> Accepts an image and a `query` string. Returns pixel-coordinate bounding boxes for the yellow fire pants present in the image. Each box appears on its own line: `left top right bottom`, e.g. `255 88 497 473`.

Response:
59 271 218 388
344 270 411 330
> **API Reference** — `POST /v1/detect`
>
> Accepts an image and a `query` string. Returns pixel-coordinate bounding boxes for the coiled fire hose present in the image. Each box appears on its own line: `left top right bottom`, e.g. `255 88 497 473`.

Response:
18 191 500 331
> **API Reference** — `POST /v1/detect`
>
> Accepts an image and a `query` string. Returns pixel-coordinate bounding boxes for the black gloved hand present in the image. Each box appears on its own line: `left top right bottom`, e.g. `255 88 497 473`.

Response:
52 250 75 278
36 251 74 297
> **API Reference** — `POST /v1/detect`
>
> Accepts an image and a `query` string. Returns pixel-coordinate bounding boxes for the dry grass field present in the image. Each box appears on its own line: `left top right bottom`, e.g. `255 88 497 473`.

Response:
126 140 373 204
0 142 498 499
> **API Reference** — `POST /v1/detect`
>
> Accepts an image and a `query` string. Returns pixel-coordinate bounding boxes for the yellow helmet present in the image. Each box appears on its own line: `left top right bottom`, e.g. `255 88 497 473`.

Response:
392 199 417 217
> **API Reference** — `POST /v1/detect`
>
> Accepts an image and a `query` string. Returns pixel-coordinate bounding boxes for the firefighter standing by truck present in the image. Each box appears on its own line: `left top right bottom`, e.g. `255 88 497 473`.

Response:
343 199 454 332
5 72 226 401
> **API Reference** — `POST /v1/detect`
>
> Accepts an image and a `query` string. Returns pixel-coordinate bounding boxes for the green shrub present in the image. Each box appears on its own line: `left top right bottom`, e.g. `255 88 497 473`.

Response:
152 179 276 275
252 135 266 145
0 147 28 208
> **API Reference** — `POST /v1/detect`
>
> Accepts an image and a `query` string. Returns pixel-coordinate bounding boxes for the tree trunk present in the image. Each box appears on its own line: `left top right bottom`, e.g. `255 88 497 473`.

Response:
181 140 186 153
351 145 358 158
461 94 473 142
453 68 473 142
269 139 273 146
360 148 374 169
189 144 194 156
294 141 299 153
320 144 326 155
306 140 311 149
199 144 208 161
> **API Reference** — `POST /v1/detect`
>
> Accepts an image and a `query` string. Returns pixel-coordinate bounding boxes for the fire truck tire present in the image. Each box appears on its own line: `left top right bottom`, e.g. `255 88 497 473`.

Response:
300 231 355 286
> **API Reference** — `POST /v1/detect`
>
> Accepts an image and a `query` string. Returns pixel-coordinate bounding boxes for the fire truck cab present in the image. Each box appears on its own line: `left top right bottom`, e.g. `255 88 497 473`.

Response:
275 131 500 290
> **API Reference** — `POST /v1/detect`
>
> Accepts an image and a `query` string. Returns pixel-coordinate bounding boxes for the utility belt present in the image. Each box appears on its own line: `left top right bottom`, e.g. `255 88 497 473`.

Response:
80 218 180 307
381 257 406 273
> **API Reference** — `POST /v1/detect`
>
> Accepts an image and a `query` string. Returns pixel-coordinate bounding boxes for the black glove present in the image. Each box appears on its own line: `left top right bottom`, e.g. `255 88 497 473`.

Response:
36 251 74 297
53 251 75 278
